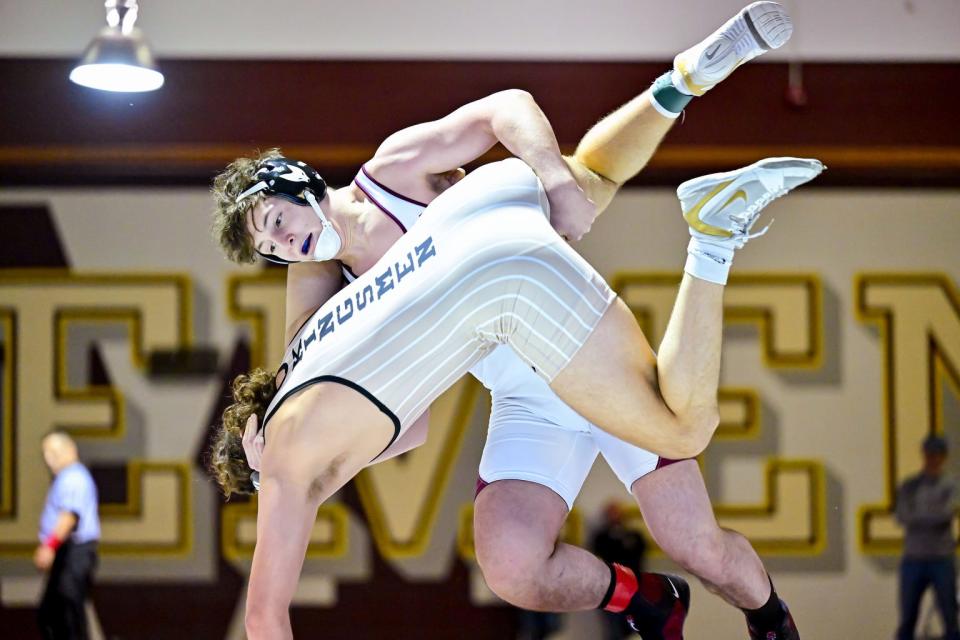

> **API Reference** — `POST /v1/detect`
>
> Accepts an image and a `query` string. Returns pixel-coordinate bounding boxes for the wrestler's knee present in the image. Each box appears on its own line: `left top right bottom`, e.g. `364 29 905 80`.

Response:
676 409 720 458
474 518 556 603
661 527 730 585
475 531 553 604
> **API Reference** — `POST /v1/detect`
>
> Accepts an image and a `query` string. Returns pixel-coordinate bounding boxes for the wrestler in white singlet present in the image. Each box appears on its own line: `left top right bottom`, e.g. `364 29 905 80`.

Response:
265 159 661 505
358 161 666 506
356 158 669 505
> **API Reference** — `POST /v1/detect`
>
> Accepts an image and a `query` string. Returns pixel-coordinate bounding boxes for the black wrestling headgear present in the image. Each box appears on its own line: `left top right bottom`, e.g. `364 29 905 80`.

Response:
236 157 327 207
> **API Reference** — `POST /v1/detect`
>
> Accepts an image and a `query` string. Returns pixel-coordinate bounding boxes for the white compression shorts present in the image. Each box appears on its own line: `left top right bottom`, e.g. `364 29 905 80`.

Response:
263 158 617 450
473 346 665 509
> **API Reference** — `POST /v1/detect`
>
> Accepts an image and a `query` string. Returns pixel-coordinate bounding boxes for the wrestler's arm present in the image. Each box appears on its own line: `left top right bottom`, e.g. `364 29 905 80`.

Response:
283 260 345 345
245 394 384 639
244 473 321 640
369 89 596 240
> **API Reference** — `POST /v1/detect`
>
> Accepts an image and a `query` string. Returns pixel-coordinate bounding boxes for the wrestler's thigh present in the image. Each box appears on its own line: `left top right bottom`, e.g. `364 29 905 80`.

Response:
474 480 569 566
550 298 695 459
631 460 720 554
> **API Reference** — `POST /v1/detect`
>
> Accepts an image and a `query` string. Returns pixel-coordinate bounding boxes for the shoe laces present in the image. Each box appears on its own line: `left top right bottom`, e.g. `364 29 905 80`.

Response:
727 185 787 245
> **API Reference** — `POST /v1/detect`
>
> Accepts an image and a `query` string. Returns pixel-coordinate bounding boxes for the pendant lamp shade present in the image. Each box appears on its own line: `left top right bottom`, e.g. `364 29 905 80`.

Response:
69 2 164 92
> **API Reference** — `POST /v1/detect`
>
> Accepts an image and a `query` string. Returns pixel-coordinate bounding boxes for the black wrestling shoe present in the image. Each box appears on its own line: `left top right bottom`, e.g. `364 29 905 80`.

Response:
747 600 800 639
624 573 690 640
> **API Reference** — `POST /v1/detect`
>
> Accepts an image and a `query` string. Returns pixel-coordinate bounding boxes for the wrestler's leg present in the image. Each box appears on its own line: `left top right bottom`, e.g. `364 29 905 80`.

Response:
564 93 673 213
554 6 800 448
655 275 725 439
475 479 691 639
562 92 672 214
472 409 606 610
546 157 823 458
565 2 796 214
635 460 801 635
474 480 608 611
549 297 713 459
633 460 768 607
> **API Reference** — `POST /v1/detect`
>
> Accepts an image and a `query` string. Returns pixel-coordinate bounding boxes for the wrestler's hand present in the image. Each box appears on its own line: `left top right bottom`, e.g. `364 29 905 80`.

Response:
242 413 265 472
545 178 596 242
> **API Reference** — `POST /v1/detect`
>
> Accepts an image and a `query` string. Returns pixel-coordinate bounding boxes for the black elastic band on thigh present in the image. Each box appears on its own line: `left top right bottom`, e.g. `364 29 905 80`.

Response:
262 375 401 455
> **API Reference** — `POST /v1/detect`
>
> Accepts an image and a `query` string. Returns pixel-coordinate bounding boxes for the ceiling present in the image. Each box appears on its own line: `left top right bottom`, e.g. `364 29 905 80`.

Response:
2 0 959 61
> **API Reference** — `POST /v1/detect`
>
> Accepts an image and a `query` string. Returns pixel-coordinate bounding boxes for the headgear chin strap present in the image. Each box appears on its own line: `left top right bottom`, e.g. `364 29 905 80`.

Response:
235 157 341 264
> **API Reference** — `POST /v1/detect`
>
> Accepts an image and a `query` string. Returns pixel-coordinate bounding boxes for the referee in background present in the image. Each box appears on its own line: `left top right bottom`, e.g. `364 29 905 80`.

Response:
34 431 100 640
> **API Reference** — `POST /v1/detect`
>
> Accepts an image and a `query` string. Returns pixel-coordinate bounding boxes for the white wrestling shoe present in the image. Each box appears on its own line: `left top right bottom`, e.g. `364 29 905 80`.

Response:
672 2 793 96
679 157 825 248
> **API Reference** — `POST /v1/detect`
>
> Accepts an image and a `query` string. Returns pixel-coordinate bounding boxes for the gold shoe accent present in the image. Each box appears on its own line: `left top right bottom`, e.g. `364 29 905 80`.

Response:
682 180 740 237
675 54 746 96
675 57 710 96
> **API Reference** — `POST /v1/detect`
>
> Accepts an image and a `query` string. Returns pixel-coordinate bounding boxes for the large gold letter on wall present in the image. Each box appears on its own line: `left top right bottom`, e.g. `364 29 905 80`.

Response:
0 271 193 558
857 274 960 554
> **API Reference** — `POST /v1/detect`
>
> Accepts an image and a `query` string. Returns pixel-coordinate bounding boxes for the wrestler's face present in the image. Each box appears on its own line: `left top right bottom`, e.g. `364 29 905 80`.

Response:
246 196 325 263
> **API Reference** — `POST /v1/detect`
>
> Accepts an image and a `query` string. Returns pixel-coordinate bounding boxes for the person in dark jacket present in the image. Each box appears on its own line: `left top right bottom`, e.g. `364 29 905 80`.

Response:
895 434 959 640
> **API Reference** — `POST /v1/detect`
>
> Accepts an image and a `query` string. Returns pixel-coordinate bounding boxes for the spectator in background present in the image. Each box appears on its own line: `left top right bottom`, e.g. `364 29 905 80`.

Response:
592 502 648 640
895 434 960 640
35 431 100 640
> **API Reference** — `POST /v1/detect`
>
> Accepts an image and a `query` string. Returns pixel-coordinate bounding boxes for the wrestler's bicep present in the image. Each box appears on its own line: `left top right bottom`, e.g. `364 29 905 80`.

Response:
372 93 523 177
284 261 344 345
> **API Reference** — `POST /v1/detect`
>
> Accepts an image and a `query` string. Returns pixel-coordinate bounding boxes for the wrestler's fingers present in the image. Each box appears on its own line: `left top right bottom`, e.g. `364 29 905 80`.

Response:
243 437 262 472
242 413 258 445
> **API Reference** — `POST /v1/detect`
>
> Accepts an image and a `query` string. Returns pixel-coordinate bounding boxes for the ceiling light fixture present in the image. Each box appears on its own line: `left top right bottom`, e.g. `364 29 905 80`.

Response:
69 0 164 92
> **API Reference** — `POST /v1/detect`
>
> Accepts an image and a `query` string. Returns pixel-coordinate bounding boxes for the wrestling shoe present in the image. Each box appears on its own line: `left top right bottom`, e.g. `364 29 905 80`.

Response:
673 2 793 96
747 599 800 639
623 573 690 640
678 157 824 249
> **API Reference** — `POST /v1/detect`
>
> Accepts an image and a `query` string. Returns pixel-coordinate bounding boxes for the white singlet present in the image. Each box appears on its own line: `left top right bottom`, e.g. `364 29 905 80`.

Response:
328 158 666 507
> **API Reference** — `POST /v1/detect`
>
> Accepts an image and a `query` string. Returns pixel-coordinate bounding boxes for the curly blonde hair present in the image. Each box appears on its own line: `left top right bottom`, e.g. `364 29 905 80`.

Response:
210 148 283 264
209 368 277 497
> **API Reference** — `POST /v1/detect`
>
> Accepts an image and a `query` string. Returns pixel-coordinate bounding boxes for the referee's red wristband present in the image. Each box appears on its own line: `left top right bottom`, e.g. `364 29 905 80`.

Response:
42 534 63 551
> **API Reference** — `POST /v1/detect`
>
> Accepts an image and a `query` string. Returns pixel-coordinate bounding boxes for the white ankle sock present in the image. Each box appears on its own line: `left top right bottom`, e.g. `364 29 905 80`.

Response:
685 236 734 285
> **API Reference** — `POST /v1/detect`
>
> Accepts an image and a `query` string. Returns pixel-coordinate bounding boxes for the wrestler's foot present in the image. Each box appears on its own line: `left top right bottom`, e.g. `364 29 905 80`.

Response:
678 157 823 284
747 599 800 639
623 573 690 640
678 157 824 249
672 2 793 96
